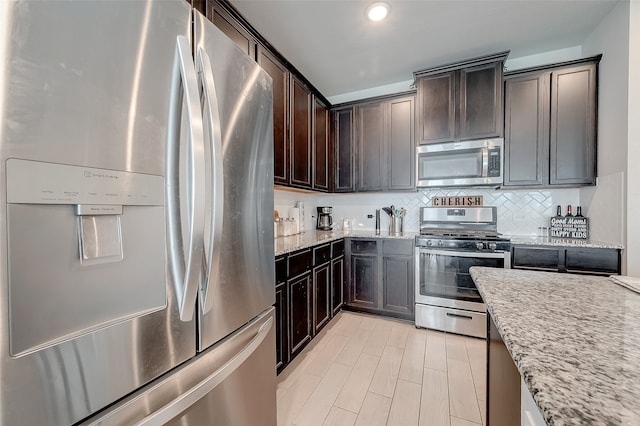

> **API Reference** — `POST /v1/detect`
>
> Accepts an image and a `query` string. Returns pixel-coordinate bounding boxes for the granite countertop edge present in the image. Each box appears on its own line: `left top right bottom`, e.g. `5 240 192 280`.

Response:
507 235 624 250
274 230 419 256
470 266 640 426
470 267 564 425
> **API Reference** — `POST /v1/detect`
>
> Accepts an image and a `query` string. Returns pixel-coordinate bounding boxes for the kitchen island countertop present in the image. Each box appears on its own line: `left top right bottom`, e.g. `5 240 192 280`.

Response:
274 230 418 256
470 267 640 425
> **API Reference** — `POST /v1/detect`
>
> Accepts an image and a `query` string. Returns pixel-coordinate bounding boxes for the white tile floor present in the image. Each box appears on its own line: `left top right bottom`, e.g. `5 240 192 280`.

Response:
276 311 487 426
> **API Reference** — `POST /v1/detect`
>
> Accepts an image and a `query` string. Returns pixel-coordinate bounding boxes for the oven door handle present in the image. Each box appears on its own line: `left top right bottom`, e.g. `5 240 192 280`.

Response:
419 248 508 259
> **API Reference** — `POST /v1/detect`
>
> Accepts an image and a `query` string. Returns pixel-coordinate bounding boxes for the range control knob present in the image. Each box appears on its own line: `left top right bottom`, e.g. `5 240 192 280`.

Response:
426 240 432 247
475 242 485 250
488 242 498 251
437 240 444 247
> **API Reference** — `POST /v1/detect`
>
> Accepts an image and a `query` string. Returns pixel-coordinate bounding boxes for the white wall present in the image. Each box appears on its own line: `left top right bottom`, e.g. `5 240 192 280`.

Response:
580 0 630 272
626 0 640 276
328 46 585 105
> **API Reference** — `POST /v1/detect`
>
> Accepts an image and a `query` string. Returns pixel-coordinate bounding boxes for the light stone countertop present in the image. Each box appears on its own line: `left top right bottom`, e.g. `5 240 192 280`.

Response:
274 230 418 256
274 231 623 256
508 235 624 250
470 267 640 426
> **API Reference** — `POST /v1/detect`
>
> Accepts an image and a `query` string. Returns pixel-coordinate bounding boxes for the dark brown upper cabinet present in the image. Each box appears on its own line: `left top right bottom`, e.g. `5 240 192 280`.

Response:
416 73 456 144
550 63 598 186
258 46 289 185
504 56 600 188
414 51 508 145
354 94 416 192
357 102 385 191
503 72 550 186
209 1 256 60
290 75 312 189
388 96 416 190
333 108 356 192
313 97 330 191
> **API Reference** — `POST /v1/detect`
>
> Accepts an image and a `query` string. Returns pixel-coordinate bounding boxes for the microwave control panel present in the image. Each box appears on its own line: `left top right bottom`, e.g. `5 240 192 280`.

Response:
487 148 501 177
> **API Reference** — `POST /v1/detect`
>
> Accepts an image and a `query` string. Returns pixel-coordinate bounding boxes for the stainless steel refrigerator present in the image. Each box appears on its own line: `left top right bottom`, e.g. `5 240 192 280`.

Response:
0 1 275 424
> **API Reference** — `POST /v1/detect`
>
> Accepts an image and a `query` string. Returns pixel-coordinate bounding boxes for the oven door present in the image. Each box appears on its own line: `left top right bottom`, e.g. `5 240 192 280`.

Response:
414 247 510 338
415 248 510 311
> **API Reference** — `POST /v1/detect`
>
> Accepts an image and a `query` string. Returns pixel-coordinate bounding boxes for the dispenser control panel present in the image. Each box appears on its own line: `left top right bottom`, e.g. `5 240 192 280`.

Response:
6 159 164 205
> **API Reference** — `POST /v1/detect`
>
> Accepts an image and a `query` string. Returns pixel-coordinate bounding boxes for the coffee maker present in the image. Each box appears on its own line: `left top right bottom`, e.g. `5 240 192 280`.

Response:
316 206 333 230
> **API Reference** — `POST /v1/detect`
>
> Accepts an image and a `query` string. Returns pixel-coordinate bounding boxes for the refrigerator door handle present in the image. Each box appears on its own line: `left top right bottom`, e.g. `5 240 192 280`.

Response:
196 47 224 315
133 317 273 426
167 35 206 322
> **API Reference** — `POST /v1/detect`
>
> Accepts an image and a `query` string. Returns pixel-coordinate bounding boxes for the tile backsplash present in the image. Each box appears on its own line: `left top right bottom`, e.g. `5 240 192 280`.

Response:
275 187 581 236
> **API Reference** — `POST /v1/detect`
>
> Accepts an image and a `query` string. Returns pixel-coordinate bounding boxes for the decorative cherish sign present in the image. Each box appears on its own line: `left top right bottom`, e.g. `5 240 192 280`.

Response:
432 196 483 207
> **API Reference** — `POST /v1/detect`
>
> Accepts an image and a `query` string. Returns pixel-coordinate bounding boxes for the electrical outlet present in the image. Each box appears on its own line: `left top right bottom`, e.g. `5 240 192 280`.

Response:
367 214 373 219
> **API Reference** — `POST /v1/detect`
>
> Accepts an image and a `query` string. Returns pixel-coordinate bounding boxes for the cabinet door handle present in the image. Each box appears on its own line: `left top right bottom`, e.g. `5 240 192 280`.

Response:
446 312 473 320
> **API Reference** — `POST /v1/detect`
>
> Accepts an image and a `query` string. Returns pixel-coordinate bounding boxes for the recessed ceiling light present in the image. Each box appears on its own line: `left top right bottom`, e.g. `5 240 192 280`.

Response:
367 2 390 22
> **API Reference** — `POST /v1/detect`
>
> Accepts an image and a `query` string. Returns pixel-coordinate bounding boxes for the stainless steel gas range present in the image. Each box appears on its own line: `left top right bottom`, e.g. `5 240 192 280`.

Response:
414 206 511 339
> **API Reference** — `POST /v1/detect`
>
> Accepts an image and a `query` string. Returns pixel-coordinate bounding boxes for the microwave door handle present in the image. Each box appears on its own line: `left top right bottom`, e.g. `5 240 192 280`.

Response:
482 148 489 177
167 35 206 322
197 47 224 315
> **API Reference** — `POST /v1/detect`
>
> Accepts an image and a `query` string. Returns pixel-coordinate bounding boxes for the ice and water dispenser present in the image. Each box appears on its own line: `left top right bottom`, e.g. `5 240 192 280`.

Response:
6 159 167 356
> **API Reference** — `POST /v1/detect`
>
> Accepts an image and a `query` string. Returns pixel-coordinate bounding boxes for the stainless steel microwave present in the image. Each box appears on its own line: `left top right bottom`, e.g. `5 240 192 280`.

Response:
416 138 503 188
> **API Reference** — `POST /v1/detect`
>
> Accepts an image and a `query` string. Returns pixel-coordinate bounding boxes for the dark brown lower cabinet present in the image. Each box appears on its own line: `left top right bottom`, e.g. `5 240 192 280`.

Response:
511 245 621 275
345 238 414 321
274 281 288 374
313 262 331 335
275 255 288 374
382 255 413 315
275 239 346 374
487 313 521 426
331 256 344 316
288 273 311 359
351 254 378 308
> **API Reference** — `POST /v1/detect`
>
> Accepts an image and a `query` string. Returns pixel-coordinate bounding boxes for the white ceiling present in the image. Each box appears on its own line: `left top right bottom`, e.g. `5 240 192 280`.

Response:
230 0 618 100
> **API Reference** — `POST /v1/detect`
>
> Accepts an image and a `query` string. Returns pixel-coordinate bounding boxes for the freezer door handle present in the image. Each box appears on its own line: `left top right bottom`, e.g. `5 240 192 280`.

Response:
134 316 273 426
166 35 206 322
197 47 224 315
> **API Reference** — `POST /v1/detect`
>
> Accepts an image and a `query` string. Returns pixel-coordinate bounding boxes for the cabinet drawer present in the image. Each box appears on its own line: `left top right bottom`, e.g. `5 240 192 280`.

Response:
313 243 331 265
331 239 344 258
415 304 486 339
276 255 287 283
288 249 312 278
351 239 378 254
383 239 413 255
566 248 620 275
512 246 561 271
